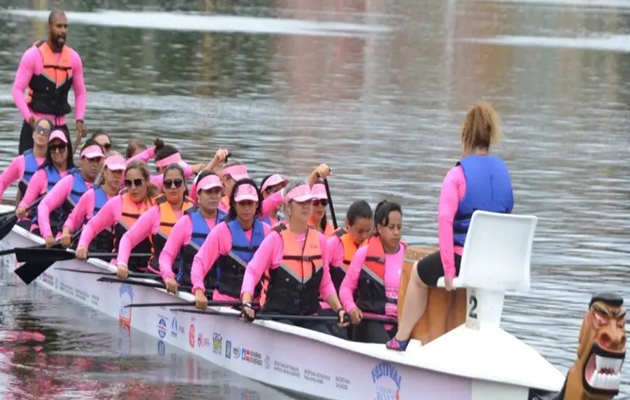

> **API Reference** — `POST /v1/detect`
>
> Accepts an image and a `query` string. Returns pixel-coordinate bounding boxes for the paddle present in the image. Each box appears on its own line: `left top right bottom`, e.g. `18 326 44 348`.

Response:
0 243 46 257
123 299 257 309
54 267 158 280
360 315 398 325
0 194 45 241
14 247 152 264
96 276 195 293
323 178 338 229
170 308 343 322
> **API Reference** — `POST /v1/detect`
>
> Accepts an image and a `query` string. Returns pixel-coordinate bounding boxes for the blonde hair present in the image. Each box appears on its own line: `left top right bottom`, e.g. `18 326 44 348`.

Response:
97 151 122 187
461 102 503 151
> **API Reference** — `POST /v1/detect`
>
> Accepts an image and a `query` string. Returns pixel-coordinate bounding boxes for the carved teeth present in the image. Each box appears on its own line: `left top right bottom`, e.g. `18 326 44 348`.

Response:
595 355 623 374
589 371 621 390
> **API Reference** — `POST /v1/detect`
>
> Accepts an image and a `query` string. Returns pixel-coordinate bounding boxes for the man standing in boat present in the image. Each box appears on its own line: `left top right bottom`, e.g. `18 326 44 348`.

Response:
11 9 87 156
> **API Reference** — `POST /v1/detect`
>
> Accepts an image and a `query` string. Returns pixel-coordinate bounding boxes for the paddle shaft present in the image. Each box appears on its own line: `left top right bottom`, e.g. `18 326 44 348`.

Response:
55 268 158 279
97 276 193 292
124 299 255 309
171 308 341 322
323 178 338 229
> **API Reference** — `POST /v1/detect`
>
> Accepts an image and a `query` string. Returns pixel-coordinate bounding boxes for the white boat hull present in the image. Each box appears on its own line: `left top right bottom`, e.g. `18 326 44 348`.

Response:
0 211 564 400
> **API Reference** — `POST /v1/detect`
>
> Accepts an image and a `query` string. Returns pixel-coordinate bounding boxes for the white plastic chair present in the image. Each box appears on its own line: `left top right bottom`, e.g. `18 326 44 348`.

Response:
436 210 538 330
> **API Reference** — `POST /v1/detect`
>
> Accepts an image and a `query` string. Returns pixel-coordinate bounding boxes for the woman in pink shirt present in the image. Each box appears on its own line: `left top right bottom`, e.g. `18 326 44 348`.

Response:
240 181 348 335
188 149 230 205
307 164 335 237
37 139 105 247
260 173 289 226
340 200 405 344
218 161 249 212
116 164 195 279
15 129 75 233
0 118 51 205
75 161 159 265
387 102 514 351
160 171 226 294
60 153 126 252
192 179 271 309
150 143 207 192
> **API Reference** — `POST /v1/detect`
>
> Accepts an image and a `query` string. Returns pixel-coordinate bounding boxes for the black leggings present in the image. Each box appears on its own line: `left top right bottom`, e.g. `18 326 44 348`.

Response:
259 311 332 335
352 320 396 344
416 250 462 286
19 120 69 155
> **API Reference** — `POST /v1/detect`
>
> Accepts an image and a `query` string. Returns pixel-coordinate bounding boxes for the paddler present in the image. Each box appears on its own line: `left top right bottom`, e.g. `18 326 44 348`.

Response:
188 149 230 205
0 118 51 203
340 200 405 343
75 161 159 265
159 171 226 292
240 181 348 335
116 164 195 278
60 153 126 252
307 164 335 236
260 173 289 226
36 139 105 246
151 143 214 192
15 129 75 233
12 9 88 156
387 102 514 351
90 130 112 155
191 179 271 309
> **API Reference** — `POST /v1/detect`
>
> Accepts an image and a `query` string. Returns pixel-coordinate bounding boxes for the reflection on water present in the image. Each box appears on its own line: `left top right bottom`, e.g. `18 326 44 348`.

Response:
0 0 629 398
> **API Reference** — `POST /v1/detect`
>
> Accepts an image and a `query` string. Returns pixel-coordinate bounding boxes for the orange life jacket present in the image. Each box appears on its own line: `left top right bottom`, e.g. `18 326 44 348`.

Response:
309 217 335 238
262 225 323 315
329 228 361 292
26 40 74 117
149 195 194 270
356 236 406 315
220 195 230 211
114 193 155 272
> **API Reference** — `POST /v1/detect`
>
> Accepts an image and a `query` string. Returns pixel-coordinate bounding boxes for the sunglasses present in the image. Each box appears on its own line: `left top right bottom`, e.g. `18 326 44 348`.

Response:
164 178 184 189
124 179 144 188
49 143 67 153
35 127 52 136
312 199 328 207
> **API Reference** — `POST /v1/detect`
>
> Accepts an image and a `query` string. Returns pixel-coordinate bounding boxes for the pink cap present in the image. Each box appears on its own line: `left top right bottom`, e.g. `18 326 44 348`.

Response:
197 174 222 192
104 154 126 171
234 184 258 202
261 174 290 192
284 184 313 203
48 130 68 144
222 164 249 182
80 144 105 159
155 152 185 169
311 183 327 200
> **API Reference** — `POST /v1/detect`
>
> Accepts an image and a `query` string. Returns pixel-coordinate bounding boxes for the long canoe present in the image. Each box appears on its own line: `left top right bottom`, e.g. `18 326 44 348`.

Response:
0 205 564 400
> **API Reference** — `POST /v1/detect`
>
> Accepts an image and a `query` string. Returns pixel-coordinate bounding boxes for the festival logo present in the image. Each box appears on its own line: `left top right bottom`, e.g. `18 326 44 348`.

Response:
157 317 167 339
118 283 134 327
189 324 195 348
171 318 178 339
371 362 402 400
212 333 222 355
225 341 232 359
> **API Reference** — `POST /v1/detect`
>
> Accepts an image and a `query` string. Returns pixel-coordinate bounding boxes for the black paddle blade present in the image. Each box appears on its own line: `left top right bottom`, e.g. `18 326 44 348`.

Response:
14 260 56 285
15 247 74 264
0 215 18 242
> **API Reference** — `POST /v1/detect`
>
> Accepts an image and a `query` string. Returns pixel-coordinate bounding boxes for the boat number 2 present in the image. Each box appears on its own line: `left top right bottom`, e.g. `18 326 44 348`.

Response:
468 295 478 319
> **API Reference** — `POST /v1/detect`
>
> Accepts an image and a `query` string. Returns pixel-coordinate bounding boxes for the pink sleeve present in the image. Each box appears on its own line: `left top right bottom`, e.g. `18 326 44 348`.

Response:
78 196 122 248
339 245 367 312
260 191 283 219
150 174 163 191
317 233 336 300
127 146 155 164
0 156 25 199
191 222 232 293
117 206 160 266
63 189 95 233
159 216 192 280
12 47 37 121
18 169 47 208
262 222 272 236
71 51 86 121
438 166 466 279
326 236 344 266
183 164 193 178
241 233 281 297
38 174 74 238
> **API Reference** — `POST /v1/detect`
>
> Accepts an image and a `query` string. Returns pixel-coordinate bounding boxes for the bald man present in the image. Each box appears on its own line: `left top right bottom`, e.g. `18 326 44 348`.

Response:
12 9 88 155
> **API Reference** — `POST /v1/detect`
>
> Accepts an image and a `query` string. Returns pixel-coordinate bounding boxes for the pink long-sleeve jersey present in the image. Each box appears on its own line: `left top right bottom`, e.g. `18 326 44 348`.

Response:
438 166 466 278
0 153 45 199
37 174 93 238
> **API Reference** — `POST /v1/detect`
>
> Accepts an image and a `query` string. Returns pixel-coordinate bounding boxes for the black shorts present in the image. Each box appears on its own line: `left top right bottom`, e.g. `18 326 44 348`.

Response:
416 250 462 287
19 120 69 155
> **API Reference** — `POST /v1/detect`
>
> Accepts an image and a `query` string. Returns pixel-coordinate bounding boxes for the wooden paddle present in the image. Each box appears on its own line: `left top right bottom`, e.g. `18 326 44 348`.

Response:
0 194 45 241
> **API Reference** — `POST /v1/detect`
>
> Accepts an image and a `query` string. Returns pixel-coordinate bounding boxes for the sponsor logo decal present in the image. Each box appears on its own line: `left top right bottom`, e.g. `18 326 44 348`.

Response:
225 340 232 359
371 362 402 400
171 318 178 338
240 348 262 366
157 316 168 339
119 283 134 327
232 346 240 359
212 333 222 355
157 340 166 356
42 272 54 286
189 324 196 348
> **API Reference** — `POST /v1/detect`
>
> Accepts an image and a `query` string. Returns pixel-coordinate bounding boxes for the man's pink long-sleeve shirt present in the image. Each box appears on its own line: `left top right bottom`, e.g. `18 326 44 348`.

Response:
12 45 86 126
